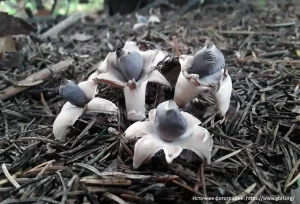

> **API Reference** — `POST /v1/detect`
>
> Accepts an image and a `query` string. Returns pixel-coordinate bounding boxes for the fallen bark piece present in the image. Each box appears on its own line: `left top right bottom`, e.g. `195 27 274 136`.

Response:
0 59 73 101
42 13 86 38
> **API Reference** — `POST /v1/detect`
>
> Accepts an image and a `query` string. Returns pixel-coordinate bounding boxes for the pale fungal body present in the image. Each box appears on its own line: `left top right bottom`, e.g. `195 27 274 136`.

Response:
125 100 213 169
53 73 118 141
95 41 171 121
51 41 233 172
174 43 232 116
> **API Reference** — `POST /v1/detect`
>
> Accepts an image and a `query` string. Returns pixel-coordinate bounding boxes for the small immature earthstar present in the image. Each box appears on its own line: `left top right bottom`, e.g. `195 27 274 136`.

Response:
94 41 171 121
124 100 213 169
174 42 232 117
53 72 118 141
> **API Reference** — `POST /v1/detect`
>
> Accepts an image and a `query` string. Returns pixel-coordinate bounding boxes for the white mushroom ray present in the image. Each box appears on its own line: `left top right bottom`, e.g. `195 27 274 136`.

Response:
95 41 171 121
174 53 232 116
53 72 118 141
124 104 212 169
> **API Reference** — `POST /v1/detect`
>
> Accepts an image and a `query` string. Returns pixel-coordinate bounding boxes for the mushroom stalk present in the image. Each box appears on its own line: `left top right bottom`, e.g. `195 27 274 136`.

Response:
174 71 211 108
123 80 147 121
213 71 232 116
95 41 171 121
173 43 232 116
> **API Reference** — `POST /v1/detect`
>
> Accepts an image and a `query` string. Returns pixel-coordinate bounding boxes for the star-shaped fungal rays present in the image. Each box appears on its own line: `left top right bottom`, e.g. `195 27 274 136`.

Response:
53 73 118 141
174 43 232 117
124 100 213 169
94 41 171 121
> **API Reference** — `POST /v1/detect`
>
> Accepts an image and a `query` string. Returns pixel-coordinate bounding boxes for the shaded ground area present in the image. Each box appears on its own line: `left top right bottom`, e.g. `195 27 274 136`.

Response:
1 1 300 203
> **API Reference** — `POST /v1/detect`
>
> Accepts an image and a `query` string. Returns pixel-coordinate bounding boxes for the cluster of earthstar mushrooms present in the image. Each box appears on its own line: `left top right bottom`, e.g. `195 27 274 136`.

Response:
53 40 232 169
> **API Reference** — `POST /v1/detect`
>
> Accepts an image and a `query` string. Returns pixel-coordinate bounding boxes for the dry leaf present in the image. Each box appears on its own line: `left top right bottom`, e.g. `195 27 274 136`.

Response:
0 35 16 52
70 33 93 41
296 50 300 57
0 12 36 37
17 80 44 87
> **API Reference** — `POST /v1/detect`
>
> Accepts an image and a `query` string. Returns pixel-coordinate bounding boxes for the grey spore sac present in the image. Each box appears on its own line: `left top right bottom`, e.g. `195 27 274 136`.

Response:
59 79 89 108
115 48 144 81
155 100 188 142
188 43 225 84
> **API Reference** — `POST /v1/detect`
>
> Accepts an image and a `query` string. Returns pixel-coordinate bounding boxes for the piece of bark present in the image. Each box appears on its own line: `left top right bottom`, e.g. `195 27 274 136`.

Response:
0 59 73 101
41 13 86 38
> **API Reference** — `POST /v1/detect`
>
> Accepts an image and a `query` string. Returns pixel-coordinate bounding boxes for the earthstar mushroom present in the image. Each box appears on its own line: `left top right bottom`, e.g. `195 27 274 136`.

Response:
124 100 213 169
174 42 232 117
95 41 171 121
53 72 118 141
